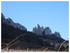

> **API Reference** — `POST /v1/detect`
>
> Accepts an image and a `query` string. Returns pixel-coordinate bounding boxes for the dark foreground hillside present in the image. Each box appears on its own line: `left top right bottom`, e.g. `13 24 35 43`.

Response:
2 22 69 52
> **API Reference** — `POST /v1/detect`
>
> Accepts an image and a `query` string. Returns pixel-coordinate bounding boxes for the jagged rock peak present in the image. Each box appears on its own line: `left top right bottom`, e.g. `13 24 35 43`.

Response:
54 32 61 38
1 13 27 31
1 13 5 19
33 24 44 35
1 13 6 23
33 24 52 35
6 18 13 23
32 24 61 38
35 24 40 28
44 27 52 35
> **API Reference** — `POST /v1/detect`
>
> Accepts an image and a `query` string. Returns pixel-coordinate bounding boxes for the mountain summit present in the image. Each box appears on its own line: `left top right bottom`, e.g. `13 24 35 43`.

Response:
1 13 27 31
33 24 44 35
32 24 61 38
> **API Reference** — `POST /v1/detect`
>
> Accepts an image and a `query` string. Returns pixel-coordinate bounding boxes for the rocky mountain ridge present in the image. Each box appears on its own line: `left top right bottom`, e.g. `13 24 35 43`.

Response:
2 13 61 38
2 13 69 51
1 13 27 31
33 24 61 38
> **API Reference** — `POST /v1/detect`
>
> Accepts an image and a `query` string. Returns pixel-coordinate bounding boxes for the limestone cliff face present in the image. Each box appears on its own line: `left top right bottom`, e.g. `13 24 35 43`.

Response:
32 24 61 38
33 24 52 35
33 24 44 35
44 27 52 35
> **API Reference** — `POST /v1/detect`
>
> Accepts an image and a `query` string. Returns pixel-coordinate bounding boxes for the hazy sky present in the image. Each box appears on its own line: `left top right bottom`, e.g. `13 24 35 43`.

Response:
1 1 69 40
